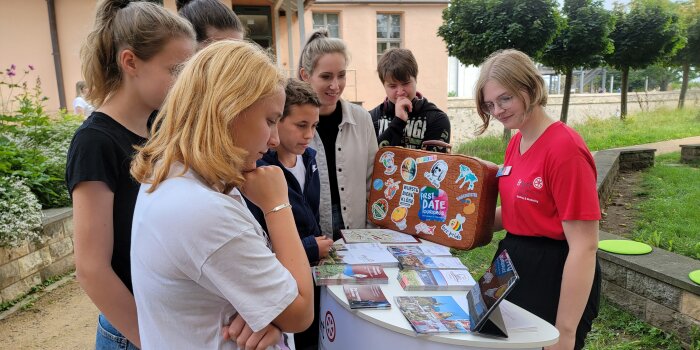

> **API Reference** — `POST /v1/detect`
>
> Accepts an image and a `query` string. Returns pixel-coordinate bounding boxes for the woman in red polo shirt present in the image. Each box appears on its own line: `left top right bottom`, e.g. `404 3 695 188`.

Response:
475 49 601 350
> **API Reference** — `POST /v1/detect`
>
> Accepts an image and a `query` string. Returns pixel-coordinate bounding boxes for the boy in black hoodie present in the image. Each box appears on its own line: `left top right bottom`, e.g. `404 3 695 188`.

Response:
369 48 451 152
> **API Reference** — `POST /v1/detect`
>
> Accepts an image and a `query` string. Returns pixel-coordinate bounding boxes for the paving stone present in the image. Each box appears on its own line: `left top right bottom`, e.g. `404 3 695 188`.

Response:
0 242 29 265
618 149 655 171
0 260 20 289
602 280 646 319
17 249 49 279
600 259 627 288
628 269 681 310
62 216 74 238
41 221 64 240
0 273 41 303
680 144 700 164
41 207 73 226
680 292 700 321
49 237 73 260
646 300 700 344
40 255 74 281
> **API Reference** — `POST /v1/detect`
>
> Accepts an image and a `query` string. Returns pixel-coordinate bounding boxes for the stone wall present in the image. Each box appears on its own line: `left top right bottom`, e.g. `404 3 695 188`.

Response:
599 235 700 346
448 89 700 144
594 149 700 348
681 144 700 164
0 208 74 303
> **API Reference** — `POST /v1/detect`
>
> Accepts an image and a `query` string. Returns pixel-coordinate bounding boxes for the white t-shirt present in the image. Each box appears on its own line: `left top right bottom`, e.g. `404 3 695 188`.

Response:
286 154 306 192
131 166 298 349
72 96 94 116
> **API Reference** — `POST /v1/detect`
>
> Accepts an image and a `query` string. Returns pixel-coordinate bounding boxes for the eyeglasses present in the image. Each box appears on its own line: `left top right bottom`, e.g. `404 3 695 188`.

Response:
481 95 514 115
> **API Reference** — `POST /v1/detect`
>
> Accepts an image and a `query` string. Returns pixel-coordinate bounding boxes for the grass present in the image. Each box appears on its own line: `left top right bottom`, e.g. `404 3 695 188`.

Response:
633 152 700 259
452 230 506 278
455 107 700 163
583 298 688 350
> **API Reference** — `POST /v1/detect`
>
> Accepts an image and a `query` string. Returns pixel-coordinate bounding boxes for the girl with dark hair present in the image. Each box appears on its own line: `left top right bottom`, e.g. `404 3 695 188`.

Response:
178 0 245 49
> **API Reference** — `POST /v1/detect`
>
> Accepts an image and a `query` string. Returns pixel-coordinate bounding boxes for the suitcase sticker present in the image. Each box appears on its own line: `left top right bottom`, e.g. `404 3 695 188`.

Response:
368 147 499 250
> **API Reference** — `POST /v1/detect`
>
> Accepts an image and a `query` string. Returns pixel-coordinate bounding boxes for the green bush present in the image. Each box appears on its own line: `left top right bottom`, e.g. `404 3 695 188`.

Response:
0 176 43 247
1 64 81 209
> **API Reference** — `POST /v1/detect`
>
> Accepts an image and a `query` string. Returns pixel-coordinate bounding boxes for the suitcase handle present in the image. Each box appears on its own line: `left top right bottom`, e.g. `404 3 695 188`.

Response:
421 140 453 153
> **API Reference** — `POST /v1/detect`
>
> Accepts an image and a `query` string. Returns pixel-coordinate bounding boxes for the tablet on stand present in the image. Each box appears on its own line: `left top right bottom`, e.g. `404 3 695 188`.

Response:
466 249 520 338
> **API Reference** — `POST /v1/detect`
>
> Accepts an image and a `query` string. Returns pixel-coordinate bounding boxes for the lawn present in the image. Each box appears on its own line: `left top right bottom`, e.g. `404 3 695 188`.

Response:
583 298 688 350
633 152 700 259
454 107 700 164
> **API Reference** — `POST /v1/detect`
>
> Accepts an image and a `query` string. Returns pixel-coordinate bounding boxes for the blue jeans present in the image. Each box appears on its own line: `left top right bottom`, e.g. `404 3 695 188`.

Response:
95 314 140 350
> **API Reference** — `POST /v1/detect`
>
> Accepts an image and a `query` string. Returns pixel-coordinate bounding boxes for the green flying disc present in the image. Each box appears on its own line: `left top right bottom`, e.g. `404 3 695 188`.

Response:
689 270 700 285
598 240 652 255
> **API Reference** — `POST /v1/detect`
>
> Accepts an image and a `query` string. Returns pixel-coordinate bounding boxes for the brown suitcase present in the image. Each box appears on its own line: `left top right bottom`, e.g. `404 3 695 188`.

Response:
367 145 499 250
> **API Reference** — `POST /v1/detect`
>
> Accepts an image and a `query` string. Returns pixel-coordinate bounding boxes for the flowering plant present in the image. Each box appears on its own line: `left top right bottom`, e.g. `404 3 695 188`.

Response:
0 64 81 209
0 176 43 247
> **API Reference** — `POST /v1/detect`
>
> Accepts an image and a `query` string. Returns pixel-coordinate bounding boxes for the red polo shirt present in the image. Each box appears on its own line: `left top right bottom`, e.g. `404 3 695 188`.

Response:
499 122 601 240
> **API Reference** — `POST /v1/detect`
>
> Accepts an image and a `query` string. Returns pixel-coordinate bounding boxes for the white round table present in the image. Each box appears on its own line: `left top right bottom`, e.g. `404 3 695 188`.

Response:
317 241 559 350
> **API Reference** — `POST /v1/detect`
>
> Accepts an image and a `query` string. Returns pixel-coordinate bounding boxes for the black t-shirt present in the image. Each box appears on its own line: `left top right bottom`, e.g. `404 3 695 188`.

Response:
316 101 343 206
65 112 148 293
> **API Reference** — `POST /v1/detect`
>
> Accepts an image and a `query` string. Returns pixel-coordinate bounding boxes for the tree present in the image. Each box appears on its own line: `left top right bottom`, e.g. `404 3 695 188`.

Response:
673 1 700 108
627 64 681 91
439 0 560 139
605 0 685 118
541 0 614 124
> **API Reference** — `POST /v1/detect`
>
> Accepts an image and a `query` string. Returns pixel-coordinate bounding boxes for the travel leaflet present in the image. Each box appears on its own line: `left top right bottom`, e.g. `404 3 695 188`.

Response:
398 269 476 291
386 244 452 258
313 264 389 286
396 255 467 270
341 228 421 244
343 284 392 309
318 242 398 267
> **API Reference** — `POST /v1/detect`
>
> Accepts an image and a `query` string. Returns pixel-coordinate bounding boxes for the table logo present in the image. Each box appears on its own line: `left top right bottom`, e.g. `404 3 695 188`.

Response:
324 310 336 342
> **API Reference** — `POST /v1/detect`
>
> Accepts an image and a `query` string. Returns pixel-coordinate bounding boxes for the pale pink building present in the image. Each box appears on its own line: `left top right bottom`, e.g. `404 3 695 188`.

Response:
0 0 448 113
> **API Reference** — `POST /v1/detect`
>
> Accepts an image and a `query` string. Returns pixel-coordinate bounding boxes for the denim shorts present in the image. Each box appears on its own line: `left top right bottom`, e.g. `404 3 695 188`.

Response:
95 314 140 350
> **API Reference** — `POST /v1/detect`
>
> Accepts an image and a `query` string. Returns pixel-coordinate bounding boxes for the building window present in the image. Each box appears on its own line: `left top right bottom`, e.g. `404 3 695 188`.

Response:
312 13 340 38
234 6 273 49
376 13 401 59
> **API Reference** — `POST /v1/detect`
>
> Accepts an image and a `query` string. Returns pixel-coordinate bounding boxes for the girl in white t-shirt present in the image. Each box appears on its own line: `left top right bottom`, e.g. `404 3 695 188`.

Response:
72 80 94 117
130 40 314 350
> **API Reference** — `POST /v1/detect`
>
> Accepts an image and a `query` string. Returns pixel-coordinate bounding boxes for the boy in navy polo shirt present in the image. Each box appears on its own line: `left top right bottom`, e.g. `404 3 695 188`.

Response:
245 78 333 350
246 78 334 263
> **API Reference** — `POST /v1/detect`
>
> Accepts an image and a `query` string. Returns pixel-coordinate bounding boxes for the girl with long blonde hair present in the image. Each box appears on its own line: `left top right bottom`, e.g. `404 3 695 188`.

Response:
129 40 313 349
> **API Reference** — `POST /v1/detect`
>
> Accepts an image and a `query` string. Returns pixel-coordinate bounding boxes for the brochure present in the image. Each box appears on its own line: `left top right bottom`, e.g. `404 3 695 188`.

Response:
313 264 389 286
398 269 476 291
395 250 522 337
343 284 391 309
386 244 452 258
319 243 398 267
395 296 471 334
341 228 420 244
396 255 467 270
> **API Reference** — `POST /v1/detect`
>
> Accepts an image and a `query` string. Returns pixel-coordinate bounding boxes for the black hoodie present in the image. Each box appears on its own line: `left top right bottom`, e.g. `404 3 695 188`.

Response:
369 93 451 153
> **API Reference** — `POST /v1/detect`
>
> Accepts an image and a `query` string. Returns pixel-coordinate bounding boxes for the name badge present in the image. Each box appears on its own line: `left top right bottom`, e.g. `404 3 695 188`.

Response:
496 165 512 177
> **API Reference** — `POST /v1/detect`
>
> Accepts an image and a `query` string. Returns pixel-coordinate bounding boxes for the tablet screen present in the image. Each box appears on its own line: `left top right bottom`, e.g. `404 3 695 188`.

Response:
467 249 519 331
